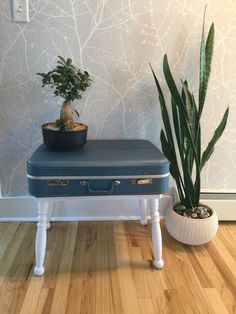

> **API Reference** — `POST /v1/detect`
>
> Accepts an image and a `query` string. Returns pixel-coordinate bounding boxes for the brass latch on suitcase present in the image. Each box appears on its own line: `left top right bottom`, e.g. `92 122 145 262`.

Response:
47 180 69 186
132 178 152 185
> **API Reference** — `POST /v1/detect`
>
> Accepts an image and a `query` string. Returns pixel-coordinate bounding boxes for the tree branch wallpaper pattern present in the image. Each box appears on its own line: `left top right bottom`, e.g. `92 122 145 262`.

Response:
0 0 235 196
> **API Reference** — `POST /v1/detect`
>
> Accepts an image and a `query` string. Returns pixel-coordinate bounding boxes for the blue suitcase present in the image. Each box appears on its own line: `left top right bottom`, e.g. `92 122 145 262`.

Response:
27 140 169 197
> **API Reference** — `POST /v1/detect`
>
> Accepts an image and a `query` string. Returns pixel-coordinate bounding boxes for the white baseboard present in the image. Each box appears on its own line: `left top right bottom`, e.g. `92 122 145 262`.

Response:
173 188 236 221
200 191 236 221
0 189 235 222
0 194 173 222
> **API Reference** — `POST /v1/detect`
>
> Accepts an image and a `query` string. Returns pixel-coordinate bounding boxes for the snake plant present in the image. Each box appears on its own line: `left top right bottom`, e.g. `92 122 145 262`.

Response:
151 12 229 210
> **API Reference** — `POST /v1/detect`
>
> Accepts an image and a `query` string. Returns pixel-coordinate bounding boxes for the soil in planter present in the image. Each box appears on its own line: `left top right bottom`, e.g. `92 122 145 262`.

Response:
44 122 87 132
174 204 213 219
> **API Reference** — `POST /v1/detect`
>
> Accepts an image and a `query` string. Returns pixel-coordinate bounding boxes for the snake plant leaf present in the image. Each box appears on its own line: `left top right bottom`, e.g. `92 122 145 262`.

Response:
171 98 194 207
150 65 174 137
183 165 195 208
150 65 177 156
192 95 201 153
163 55 200 166
181 85 187 150
187 92 201 204
163 55 202 207
163 55 186 114
181 81 197 138
181 81 187 105
171 98 195 208
181 83 200 177
171 98 183 151
160 130 185 203
160 129 173 162
160 131 178 177
199 20 215 116
160 129 181 186
160 130 180 185
171 99 189 192
201 107 229 170
151 64 187 203
163 56 197 140
177 115 196 207
199 7 206 115
185 143 194 178
205 23 215 86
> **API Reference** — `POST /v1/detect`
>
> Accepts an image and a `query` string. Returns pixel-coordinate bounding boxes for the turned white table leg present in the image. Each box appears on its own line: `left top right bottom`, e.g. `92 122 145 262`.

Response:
139 199 148 225
34 199 49 276
149 197 164 269
47 203 53 229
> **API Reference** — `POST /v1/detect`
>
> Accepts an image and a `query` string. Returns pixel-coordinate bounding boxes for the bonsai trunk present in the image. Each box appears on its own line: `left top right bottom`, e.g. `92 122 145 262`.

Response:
57 101 74 131
51 100 86 132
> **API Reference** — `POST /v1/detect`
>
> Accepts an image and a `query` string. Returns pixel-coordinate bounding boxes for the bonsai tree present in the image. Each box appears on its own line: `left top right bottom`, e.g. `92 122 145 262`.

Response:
150 12 229 218
37 56 92 131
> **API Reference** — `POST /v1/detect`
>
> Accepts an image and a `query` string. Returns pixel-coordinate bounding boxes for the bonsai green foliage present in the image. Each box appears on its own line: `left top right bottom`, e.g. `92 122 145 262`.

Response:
37 56 92 131
150 12 229 210
37 56 92 102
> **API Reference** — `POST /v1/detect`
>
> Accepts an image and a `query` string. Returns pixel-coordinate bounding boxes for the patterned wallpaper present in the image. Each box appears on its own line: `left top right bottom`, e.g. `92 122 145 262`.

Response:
0 0 235 196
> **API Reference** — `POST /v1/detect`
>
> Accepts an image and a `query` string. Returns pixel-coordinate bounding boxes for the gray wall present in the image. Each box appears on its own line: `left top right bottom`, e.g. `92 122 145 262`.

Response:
0 0 235 196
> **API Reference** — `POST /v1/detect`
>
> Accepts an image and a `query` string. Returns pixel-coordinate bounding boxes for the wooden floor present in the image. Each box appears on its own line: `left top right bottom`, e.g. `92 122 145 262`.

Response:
0 221 235 314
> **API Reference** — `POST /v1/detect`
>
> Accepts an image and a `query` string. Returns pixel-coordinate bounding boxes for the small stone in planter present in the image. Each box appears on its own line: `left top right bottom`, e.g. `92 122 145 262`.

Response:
199 212 210 219
207 208 212 215
191 213 198 218
195 208 202 214
175 204 186 212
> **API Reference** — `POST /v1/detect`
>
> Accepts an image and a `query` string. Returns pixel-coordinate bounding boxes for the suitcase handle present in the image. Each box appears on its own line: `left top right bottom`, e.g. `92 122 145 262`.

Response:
80 180 120 194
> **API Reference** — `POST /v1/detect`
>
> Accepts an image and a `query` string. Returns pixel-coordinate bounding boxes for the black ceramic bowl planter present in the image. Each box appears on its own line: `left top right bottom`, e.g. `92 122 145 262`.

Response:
42 123 88 150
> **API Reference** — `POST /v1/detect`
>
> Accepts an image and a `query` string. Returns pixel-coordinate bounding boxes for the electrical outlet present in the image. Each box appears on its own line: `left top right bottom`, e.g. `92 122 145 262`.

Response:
12 0 29 23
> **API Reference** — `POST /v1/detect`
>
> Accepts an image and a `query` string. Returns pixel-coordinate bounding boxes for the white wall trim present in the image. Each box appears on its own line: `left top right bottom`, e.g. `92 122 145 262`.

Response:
200 190 236 221
173 187 236 221
0 188 235 222
0 194 173 222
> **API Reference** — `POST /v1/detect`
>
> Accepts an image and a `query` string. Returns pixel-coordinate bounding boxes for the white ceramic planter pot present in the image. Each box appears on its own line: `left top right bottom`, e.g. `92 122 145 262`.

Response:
165 205 218 245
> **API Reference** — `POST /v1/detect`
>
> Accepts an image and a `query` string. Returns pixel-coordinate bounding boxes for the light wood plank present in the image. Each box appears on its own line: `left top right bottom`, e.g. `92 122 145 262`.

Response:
157 224 214 314
218 224 236 260
0 221 235 314
66 222 97 314
0 223 20 259
95 222 111 314
204 288 229 314
129 246 151 298
50 222 78 314
138 298 156 314
115 221 140 314
19 276 44 314
0 223 34 313
189 244 236 314
212 236 236 279
207 242 236 304
34 288 52 314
